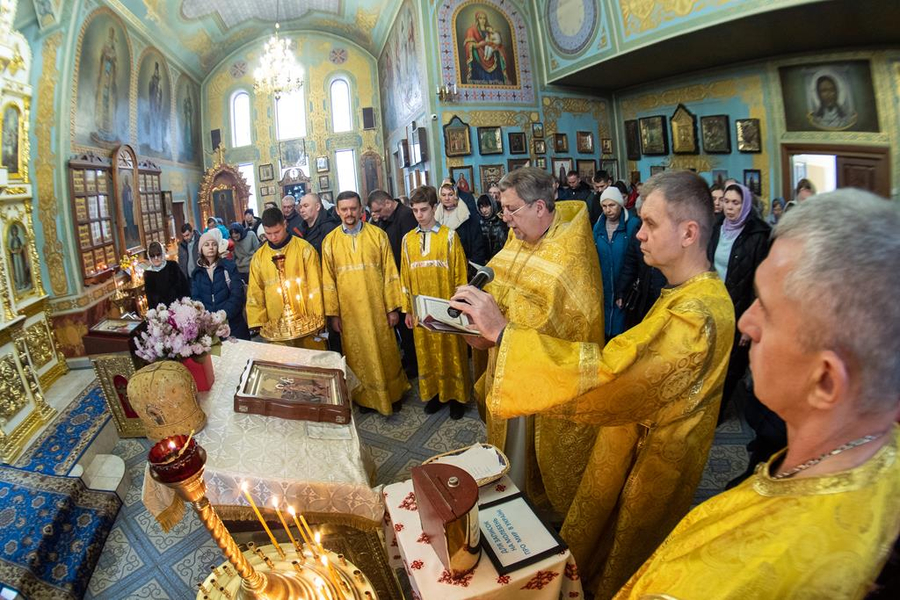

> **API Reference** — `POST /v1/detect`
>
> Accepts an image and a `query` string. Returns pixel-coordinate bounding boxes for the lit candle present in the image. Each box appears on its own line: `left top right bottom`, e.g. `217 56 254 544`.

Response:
240 482 285 559
299 514 318 552
271 496 301 554
321 554 343 595
287 505 316 556
314 530 325 554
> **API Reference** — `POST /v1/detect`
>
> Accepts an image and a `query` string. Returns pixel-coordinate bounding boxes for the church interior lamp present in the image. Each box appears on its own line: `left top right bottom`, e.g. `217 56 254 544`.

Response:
253 0 303 100
259 253 324 342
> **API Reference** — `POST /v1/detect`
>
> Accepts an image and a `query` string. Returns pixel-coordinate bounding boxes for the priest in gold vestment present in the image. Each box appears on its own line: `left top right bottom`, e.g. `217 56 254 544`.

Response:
461 167 607 528
322 191 409 414
400 186 470 418
617 190 900 599
453 171 734 599
247 208 326 348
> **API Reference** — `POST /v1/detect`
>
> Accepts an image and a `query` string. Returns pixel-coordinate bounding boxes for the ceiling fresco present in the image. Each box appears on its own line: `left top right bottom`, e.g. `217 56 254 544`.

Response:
54 0 406 77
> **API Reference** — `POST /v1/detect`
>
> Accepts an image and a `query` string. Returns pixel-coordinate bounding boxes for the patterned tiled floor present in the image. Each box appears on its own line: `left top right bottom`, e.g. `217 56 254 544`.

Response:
84 379 751 598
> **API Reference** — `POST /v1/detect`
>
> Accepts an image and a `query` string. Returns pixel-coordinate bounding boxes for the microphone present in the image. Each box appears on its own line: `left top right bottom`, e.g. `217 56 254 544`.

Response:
448 263 494 318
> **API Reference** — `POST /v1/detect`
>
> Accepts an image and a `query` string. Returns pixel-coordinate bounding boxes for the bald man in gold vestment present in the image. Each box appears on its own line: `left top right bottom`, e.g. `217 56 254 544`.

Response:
616 190 900 600
454 171 734 599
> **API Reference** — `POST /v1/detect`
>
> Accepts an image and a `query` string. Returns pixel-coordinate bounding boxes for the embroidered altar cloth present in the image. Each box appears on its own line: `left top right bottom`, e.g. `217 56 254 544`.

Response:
142 340 383 524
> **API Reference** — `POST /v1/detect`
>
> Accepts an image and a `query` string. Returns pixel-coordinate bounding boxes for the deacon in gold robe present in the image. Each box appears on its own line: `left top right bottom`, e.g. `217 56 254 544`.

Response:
617 189 900 600
453 171 734 599
247 207 326 349
462 167 607 522
322 191 409 414
400 186 470 419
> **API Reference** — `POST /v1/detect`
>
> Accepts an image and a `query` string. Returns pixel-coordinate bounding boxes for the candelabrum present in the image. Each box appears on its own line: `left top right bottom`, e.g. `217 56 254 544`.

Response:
148 435 378 600
436 82 459 102
260 254 324 343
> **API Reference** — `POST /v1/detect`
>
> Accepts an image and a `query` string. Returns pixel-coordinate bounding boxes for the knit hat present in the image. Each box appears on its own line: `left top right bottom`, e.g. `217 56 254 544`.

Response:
599 187 625 207
197 228 229 260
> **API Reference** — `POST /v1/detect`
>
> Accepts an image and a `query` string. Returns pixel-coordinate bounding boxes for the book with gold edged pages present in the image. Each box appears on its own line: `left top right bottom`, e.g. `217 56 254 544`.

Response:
413 295 480 336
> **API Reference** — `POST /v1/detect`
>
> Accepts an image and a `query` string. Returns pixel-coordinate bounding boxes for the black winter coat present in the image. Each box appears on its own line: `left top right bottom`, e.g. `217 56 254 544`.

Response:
708 213 771 321
375 203 418 269
618 232 667 329
300 211 339 255
145 261 190 309
454 214 488 269
190 259 250 340
557 182 592 201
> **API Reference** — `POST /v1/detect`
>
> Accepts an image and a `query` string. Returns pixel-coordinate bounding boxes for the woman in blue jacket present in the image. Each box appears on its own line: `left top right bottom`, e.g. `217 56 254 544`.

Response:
191 228 250 340
593 187 640 339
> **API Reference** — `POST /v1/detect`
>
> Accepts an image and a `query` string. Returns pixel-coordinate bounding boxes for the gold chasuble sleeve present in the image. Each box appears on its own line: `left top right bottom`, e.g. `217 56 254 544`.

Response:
400 227 470 403
321 225 409 414
480 201 605 545
246 237 324 329
490 271 734 600
617 426 900 600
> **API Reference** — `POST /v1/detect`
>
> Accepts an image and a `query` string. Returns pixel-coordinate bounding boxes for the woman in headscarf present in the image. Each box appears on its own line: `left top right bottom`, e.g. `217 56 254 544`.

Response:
144 240 189 309
229 221 259 285
191 228 250 340
436 179 486 271
708 183 771 417
593 186 640 339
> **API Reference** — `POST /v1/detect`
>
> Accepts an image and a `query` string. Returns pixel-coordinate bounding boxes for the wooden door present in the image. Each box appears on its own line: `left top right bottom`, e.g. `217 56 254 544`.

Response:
837 154 889 196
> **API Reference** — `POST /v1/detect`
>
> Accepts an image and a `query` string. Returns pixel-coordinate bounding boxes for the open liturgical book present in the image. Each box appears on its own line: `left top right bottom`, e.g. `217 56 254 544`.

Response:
413 295 480 336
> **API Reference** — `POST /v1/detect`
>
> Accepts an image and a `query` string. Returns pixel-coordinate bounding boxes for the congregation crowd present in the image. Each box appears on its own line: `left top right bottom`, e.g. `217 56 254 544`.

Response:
140 165 898 599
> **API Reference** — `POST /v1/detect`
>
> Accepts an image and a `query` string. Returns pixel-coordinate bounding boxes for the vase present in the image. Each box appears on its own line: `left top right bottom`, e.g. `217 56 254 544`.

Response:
181 354 215 392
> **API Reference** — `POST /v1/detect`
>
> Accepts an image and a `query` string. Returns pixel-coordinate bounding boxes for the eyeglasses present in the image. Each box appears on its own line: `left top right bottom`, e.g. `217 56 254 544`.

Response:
501 201 539 221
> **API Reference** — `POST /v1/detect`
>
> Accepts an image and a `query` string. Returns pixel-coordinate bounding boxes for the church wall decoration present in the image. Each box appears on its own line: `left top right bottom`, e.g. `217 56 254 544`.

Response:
552 157 573 182
545 0 599 57
1 103 23 179
174 74 200 165
359 151 384 202
624 119 641 160
73 9 132 150
5 221 33 302
576 159 595 182
601 138 613 155
477 126 503 155
444 115 472 157
532 122 544 138
439 0 535 104
449 166 474 193
479 163 505 194
778 60 878 133
639 116 668 155
508 131 526 154
68 152 116 283
553 133 568 153
576 131 594 153
533 139 546 154
670 104 698 155
743 169 762 196
735 118 762 153
378 0 425 132
508 158 530 171
601 159 619 182
700 115 731 154
113 144 142 254
137 48 172 160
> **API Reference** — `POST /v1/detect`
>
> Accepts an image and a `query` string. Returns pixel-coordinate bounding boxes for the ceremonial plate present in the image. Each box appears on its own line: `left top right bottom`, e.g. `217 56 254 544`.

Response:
424 443 510 487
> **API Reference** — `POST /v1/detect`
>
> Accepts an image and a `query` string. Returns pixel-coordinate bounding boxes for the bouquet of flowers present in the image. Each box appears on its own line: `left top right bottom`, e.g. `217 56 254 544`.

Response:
135 298 231 362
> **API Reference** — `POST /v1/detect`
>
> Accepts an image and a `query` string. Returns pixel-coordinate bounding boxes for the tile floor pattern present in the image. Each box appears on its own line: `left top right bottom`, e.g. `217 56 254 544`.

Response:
85 381 752 598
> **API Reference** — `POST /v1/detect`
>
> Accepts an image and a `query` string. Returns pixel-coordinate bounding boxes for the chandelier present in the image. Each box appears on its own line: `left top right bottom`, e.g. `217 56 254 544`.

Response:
253 2 303 99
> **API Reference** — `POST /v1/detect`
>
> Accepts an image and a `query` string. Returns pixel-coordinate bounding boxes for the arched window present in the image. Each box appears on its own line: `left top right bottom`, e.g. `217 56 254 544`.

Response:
231 90 252 147
330 79 352 133
275 88 307 140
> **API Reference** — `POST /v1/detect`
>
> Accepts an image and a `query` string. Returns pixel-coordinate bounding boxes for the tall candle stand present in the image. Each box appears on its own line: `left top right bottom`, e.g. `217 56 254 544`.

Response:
260 254 324 343
148 435 377 600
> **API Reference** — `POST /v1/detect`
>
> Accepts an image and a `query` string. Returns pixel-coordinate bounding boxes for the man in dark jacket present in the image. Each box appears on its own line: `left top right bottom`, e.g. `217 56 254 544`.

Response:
557 170 592 201
281 194 305 238
368 190 418 267
177 223 201 279
581 170 610 226
368 189 419 378
298 193 338 254
243 209 262 235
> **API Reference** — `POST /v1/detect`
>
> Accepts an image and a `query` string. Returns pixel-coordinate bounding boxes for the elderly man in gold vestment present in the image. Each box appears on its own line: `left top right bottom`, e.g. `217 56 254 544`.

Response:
458 167 607 530
453 171 735 599
616 190 900 599
247 208 326 349
322 191 410 415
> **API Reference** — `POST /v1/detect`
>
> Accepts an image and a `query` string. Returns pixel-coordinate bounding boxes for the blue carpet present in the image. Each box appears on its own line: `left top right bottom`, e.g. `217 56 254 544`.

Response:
13 381 110 476
0 465 121 600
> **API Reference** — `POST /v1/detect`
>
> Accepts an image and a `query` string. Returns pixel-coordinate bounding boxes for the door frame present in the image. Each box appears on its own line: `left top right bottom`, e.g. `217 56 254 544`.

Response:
780 143 890 199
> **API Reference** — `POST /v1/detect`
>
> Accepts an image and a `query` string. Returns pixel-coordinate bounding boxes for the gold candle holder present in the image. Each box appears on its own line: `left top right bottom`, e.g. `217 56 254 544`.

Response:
260 254 324 342
147 436 377 600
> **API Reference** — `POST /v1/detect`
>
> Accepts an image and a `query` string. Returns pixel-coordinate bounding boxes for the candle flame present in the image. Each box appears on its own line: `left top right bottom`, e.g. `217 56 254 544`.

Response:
271 495 280 508
167 440 177 450
315 531 321 545
240 481 248 493
287 505 296 516
321 555 328 566
314 576 324 589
